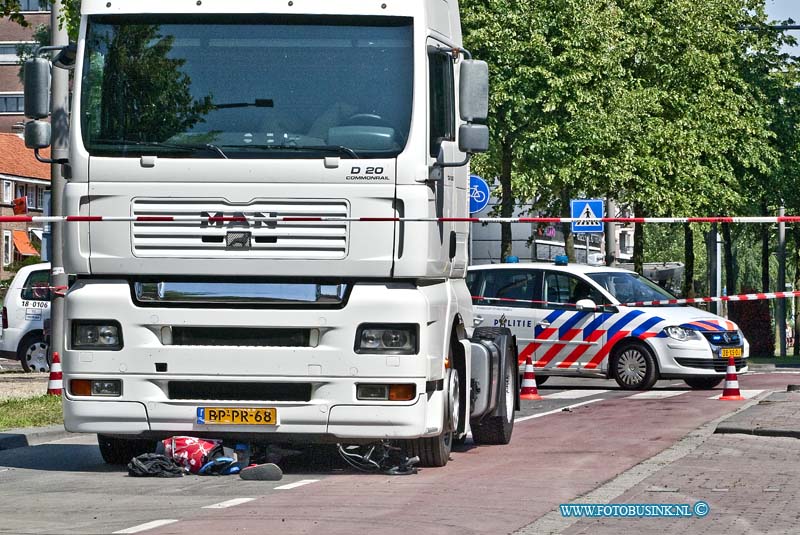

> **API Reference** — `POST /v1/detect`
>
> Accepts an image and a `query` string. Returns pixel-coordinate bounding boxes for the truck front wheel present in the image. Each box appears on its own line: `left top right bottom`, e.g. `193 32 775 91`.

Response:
97 435 157 465
405 368 459 467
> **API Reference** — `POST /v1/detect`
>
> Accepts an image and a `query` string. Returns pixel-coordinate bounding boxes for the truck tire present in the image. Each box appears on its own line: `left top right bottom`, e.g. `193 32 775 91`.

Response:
471 334 516 445
404 357 460 467
97 435 157 465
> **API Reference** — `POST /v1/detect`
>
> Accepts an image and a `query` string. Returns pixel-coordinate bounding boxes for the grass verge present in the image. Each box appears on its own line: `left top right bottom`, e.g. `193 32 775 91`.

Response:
749 354 800 366
0 395 63 431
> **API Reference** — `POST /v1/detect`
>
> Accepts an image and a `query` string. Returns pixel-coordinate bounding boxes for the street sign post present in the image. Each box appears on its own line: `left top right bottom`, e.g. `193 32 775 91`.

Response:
469 175 490 214
571 199 604 234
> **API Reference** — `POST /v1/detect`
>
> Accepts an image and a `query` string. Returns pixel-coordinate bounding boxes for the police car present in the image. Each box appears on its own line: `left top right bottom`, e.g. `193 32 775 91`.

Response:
467 259 749 390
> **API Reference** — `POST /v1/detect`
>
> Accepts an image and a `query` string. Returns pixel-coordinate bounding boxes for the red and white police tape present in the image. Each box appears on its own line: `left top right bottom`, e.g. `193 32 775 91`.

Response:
474 290 800 308
3 215 800 224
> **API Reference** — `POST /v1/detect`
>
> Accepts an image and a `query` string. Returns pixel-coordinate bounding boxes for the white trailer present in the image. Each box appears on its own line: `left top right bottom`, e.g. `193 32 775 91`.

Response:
24 0 518 468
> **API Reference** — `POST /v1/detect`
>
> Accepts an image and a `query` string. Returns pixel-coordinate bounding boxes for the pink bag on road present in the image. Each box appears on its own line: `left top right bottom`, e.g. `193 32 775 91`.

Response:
162 436 223 474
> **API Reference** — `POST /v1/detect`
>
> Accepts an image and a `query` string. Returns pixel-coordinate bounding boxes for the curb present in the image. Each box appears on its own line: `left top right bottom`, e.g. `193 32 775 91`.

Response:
714 391 800 439
0 424 71 451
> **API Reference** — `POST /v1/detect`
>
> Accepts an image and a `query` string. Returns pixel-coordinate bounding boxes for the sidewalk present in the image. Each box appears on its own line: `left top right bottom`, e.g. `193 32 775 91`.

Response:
553 391 800 534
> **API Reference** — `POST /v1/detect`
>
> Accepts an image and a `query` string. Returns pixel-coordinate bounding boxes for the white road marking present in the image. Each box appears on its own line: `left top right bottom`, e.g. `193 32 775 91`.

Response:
517 399 604 423
629 390 688 400
202 498 255 509
113 519 179 534
707 389 764 400
274 479 320 490
543 389 609 400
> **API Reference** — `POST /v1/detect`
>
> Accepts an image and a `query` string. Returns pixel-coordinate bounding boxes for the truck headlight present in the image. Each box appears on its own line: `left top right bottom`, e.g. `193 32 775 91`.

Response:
663 326 697 342
355 324 418 355
72 321 123 350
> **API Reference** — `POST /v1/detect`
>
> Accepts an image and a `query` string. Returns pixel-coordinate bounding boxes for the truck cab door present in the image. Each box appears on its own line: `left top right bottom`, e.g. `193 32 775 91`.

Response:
427 40 458 274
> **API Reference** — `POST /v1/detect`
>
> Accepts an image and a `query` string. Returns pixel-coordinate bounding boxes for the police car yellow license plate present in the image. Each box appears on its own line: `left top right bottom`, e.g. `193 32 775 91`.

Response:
196 407 277 425
720 348 743 358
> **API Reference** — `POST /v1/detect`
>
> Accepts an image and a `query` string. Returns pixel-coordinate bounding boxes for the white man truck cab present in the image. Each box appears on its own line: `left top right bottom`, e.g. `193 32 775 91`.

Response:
23 0 519 468
468 260 749 391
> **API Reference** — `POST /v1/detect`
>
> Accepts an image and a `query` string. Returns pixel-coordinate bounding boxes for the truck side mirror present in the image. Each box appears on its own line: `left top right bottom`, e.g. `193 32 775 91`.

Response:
24 57 51 120
459 60 488 123
24 120 52 150
458 124 489 154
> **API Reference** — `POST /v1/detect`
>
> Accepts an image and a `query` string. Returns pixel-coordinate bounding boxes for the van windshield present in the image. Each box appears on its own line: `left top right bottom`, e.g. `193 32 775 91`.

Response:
586 272 676 304
80 15 413 159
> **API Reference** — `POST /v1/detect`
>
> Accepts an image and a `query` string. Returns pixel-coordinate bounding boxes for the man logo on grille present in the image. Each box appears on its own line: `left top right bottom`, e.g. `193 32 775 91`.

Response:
200 211 277 229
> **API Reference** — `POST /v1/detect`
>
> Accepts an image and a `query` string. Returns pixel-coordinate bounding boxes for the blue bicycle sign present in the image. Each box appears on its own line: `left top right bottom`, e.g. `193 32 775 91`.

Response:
469 176 490 213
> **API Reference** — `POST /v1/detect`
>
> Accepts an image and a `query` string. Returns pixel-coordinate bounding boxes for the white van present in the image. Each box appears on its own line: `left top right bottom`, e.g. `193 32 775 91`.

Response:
467 260 749 390
0 262 51 372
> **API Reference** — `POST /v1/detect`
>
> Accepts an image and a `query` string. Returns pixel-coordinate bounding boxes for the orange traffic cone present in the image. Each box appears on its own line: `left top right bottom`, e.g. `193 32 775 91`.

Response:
719 355 744 401
520 355 542 400
47 352 63 396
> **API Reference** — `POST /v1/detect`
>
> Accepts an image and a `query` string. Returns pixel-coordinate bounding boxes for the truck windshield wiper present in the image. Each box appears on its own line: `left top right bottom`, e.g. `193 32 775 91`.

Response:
219 144 359 159
92 139 228 158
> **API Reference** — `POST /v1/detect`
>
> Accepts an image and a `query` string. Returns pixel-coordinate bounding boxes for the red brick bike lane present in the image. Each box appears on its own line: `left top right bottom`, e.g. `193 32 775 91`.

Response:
147 373 793 535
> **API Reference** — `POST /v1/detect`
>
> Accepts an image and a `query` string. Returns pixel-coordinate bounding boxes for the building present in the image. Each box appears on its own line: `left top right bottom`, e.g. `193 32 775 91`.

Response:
0 1 51 133
469 187 632 265
0 133 49 278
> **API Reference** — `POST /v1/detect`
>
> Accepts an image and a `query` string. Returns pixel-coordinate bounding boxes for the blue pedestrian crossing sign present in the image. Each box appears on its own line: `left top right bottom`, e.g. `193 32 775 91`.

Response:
570 199 604 233
469 175 491 214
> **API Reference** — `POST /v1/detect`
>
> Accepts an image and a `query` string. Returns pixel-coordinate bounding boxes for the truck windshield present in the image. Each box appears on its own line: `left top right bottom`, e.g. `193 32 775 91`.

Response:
80 15 413 159
586 272 677 304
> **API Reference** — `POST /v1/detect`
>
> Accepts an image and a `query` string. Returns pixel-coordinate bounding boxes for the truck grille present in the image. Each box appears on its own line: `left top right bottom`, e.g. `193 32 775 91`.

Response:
131 198 349 259
168 381 312 402
170 327 311 347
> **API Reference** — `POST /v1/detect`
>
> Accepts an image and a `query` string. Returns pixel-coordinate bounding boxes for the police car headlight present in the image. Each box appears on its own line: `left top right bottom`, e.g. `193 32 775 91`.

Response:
355 324 418 355
664 326 697 342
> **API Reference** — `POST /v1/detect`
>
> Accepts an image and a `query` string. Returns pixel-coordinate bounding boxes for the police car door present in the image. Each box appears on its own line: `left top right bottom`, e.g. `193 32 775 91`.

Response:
468 268 541 367
534 271 606 373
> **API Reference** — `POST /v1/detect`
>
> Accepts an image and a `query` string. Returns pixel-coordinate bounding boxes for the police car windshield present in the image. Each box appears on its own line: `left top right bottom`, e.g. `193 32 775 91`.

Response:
586 272 676 304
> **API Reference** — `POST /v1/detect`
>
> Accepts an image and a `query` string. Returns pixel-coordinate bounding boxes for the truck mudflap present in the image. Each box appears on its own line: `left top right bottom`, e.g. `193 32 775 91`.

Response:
468 327 518 445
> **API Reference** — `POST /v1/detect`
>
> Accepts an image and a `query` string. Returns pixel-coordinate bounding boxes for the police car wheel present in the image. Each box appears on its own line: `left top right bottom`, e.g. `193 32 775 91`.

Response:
611 342 658 390
18 333 49 374
683 376 724 389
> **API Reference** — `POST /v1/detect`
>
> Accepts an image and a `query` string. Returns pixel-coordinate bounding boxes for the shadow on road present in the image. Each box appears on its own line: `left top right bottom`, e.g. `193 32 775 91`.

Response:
0 444 123 473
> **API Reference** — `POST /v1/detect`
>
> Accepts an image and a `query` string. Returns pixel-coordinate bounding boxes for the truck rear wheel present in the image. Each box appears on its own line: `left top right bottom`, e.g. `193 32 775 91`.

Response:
471 344 516 445
97 435 157 465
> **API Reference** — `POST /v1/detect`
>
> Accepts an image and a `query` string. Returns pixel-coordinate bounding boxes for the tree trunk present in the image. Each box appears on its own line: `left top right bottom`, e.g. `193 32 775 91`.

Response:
561 191 575 262
761 199 770 292
632 202 644 274
794 224 800 356
722 223 735 296
499 140 514 261
682 223 695 298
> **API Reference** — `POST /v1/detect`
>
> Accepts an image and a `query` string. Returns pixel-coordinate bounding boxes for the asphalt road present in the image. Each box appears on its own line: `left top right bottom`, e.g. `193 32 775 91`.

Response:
0 372 794 535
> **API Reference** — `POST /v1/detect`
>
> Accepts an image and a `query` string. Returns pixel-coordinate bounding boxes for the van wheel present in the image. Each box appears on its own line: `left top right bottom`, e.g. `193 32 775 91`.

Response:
97 435 157 465
611 342 658 390
18 333 49 373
